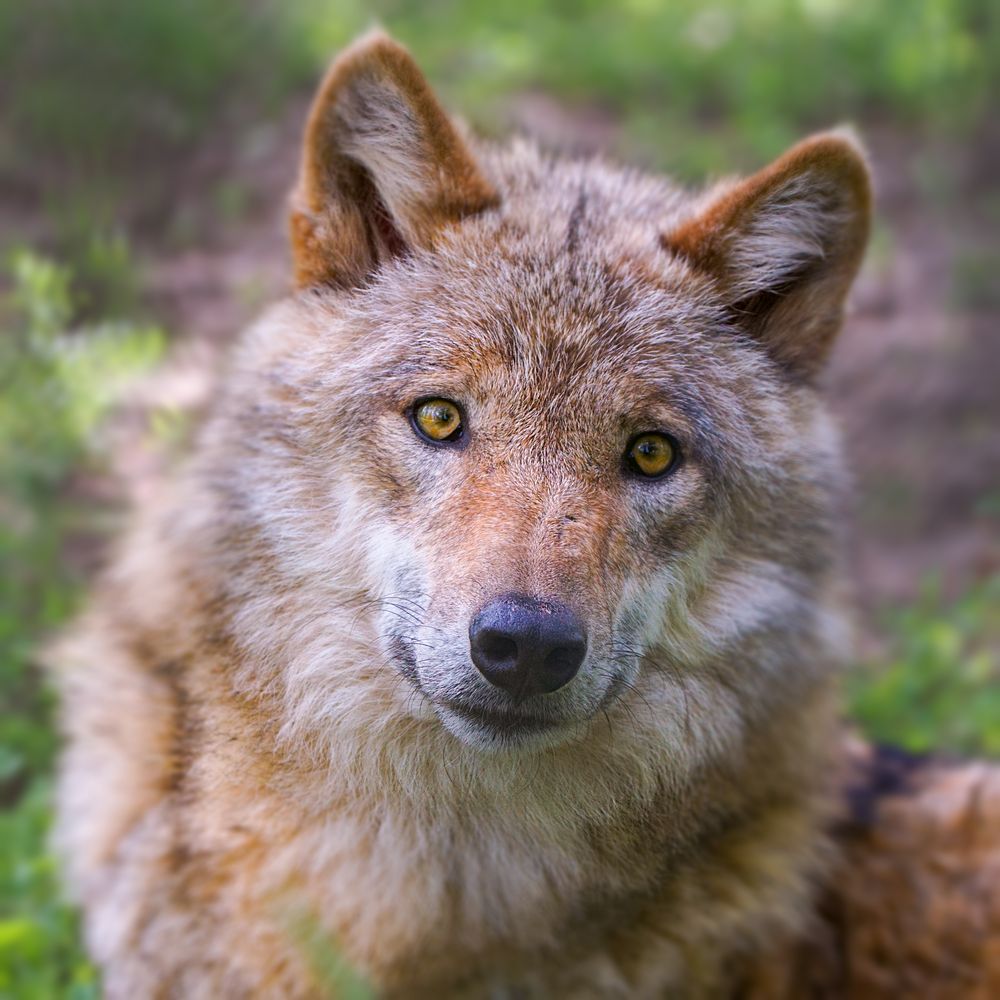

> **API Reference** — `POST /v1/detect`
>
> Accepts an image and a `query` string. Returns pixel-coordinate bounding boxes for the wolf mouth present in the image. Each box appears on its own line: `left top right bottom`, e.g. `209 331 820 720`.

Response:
386 635 562 737
439 700 561 740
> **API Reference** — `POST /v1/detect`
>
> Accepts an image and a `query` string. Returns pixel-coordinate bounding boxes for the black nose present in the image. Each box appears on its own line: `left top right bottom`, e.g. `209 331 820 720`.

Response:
469 595 587 698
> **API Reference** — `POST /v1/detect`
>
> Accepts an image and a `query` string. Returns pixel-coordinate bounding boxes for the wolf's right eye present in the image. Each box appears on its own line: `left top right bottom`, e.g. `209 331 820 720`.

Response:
411 398 464 444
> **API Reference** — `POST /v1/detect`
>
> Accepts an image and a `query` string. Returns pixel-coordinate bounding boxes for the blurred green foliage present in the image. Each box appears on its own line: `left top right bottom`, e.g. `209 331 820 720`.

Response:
0 0 316 170
849 576 1000 756
0 0 997 995
0 252 163 995
0 782 97 999
375 0 999 175
1 0 997 197
1 250 162 783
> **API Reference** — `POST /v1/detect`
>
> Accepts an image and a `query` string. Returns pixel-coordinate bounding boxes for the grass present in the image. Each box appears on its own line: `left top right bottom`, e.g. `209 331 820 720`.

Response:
0 0 998 995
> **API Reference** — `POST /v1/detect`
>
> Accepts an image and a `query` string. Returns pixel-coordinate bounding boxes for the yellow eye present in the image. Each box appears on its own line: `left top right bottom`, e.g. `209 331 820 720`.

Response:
412 398 463 443
627 432 678 478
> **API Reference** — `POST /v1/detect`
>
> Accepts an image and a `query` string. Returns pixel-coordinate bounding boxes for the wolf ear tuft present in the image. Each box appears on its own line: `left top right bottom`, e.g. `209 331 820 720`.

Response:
663 132 871 377
289 31 499 289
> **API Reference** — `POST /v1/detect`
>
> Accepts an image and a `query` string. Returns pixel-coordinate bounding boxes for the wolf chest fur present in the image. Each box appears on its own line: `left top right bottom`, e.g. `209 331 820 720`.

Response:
53 31 877 999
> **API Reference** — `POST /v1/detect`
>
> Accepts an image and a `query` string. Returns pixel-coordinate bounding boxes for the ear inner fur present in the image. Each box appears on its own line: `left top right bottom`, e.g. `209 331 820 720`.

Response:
663 134 872 376
289 31 500 289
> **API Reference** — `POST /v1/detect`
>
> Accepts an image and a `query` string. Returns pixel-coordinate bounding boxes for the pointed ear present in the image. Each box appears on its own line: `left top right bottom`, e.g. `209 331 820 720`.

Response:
289 32 500 289
663 133 871 377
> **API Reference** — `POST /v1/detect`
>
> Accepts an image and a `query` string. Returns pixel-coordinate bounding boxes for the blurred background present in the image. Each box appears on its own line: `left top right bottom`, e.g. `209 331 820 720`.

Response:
1 0 997 993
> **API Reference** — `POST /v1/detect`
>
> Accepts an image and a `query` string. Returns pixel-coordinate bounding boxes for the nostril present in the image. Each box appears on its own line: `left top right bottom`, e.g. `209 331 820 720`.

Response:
478 631 518 664
545 642 586 675
542 639 586 692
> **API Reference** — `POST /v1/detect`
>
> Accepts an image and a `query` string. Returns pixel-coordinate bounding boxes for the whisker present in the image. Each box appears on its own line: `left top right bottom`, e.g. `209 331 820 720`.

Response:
607 642 691 733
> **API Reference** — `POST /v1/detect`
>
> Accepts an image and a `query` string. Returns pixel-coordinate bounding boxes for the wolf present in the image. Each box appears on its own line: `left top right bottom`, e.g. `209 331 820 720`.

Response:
52 30 884 998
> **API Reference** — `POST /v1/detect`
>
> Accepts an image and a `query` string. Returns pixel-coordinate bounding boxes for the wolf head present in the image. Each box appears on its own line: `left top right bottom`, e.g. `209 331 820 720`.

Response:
207 34 869 774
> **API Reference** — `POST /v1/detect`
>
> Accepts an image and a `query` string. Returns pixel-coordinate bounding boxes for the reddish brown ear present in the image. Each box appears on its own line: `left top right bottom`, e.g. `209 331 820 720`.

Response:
663 133 872 376
289 32 499 289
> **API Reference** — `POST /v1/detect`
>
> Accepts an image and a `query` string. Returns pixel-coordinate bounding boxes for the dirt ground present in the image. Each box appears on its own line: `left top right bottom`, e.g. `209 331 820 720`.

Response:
87 96 1000 647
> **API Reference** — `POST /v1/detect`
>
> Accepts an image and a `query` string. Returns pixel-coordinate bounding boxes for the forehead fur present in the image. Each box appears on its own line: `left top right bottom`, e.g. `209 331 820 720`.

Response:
290 143 795 480
353 139 725 323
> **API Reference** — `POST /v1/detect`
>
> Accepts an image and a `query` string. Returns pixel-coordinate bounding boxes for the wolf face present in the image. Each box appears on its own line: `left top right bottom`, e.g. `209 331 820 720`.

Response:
207 33 871 762
300 226 831 756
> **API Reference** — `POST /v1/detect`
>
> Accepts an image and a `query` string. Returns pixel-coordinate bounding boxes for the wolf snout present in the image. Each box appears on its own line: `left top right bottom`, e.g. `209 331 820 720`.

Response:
468 594 587 699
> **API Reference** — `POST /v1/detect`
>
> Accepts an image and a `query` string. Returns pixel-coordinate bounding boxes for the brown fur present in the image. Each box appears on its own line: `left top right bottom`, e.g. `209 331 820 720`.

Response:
738 740 1000 998
51 31 993 1000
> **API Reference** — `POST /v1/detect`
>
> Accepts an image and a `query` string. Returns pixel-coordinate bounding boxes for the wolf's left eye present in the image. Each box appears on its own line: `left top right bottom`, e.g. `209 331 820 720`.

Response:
626 432 679 478
411 398 464 444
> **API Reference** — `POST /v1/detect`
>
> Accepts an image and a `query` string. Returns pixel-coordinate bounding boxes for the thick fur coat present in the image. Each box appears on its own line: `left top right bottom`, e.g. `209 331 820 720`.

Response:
53 31 997 999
